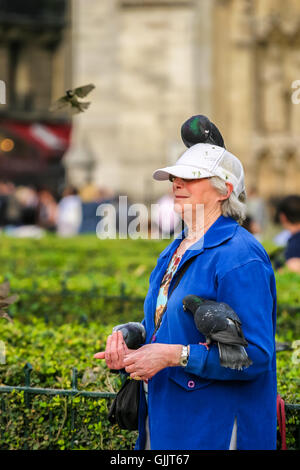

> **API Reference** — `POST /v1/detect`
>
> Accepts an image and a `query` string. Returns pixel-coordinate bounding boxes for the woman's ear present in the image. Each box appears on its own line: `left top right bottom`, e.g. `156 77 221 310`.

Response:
218 182 233 201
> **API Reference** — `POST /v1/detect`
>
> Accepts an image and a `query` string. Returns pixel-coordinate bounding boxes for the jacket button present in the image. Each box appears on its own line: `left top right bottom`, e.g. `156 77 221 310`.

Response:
188 380 195 388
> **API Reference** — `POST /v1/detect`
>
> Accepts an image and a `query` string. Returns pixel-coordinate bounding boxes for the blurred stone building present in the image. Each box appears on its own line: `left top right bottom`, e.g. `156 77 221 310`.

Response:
0 0 300 203
213 0 300 199
0 0 72 193
64 0 213 203
65 0 300 203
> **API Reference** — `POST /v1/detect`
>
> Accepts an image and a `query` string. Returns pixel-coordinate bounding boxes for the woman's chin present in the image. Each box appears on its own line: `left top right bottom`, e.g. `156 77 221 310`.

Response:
173 201 185 215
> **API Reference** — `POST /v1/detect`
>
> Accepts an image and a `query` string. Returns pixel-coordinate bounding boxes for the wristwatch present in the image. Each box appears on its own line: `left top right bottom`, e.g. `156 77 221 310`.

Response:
179 345 189 367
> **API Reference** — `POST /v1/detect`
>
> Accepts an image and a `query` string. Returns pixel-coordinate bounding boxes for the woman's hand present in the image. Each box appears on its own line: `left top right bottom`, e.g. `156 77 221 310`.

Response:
94 330 134 370
123 343 182 381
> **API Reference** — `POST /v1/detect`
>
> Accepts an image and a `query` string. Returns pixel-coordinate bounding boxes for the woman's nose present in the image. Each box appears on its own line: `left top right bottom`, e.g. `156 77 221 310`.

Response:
173 177 185 186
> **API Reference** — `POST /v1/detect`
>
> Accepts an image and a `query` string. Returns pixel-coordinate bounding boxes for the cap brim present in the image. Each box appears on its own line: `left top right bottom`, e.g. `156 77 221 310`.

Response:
152 165 213 181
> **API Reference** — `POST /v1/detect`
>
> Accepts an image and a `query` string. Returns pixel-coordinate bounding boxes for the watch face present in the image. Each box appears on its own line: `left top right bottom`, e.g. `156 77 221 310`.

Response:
180 346 188 366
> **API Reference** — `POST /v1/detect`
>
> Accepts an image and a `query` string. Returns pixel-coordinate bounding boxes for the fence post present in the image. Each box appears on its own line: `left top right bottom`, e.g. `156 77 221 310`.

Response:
24 362 33 407
71 368 78 391
71 368 78 449
23 362 33 449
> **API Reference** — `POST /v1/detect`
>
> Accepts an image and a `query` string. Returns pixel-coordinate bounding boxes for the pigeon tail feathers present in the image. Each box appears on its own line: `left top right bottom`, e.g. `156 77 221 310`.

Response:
217 343 253 370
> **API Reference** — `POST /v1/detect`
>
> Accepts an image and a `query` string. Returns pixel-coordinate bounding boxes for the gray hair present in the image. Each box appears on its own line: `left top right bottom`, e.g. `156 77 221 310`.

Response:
210 176 247 224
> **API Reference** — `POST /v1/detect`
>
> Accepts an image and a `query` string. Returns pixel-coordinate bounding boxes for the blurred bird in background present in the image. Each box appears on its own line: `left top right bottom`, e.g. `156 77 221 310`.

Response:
49 83 95 114
183 294 253 370
0 281 19 322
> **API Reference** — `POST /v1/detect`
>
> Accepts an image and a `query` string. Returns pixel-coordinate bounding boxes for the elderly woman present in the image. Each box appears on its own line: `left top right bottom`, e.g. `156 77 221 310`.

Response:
95 141 277 450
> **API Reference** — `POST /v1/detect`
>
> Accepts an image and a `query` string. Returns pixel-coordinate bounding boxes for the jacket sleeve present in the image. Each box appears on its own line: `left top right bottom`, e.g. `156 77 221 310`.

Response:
185 260 277 381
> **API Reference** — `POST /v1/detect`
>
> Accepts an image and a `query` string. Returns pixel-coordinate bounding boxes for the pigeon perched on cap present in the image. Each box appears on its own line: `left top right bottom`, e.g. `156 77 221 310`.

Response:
181 115 225 149
182 294 252 370
112 322 146 350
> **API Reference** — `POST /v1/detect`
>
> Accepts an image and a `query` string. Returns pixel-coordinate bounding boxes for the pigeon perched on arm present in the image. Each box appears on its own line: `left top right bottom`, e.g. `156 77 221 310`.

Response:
182 295 253 370
112 322 146 350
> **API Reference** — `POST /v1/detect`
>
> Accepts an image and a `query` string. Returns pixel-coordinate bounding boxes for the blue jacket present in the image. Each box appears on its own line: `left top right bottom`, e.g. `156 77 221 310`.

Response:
135 215 277 450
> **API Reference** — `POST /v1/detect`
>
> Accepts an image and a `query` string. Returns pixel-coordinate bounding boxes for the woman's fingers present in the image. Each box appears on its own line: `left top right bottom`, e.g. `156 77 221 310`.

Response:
124 362 135 373
124 350 146 377
105 333 114 367
93 351 105 359
106 331 127 369
94 331 140 371
124 343 172 379
123 349 139 365
94 331 124 368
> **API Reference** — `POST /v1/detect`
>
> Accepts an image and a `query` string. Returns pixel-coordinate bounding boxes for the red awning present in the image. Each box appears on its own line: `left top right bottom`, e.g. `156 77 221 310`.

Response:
0 119 72 158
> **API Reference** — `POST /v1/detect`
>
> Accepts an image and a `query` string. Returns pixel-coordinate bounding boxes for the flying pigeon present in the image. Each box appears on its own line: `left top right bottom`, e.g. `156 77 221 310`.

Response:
112 322 146 350
49 83 95 114
182 295 252 370
181 115 225 149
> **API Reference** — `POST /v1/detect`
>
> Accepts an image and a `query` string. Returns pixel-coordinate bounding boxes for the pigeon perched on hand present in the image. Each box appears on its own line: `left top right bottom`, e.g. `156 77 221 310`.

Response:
183 295 253 370
112 322 146 350
49 83 95 114
181 115 225 149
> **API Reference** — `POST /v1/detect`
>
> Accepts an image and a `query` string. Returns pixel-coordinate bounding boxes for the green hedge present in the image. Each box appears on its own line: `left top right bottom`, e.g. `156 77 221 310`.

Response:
0 235 166 325
0 318 138 450
0 316 299 450
1 234 299 332
0 234 299 449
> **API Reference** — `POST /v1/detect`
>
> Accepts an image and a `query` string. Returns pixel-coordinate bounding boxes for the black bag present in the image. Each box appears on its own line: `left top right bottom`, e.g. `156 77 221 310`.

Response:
108 256 195 431
108 376 140 430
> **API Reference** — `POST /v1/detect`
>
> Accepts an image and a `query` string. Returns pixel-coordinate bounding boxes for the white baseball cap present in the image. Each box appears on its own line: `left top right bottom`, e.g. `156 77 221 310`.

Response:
152 143 245 198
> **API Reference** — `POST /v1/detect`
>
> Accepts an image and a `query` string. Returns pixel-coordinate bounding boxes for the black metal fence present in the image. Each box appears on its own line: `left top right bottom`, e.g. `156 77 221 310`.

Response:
1 281 299 449
0 362 299 450
0 363 120 450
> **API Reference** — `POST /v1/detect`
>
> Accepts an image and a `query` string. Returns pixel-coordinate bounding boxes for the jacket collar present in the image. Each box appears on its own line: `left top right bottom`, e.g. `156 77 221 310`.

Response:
160 215 238 260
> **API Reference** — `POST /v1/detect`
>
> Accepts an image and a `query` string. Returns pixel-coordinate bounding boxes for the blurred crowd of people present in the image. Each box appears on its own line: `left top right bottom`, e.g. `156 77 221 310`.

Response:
0 180 117 238
243 191 300 273
0 179 299 272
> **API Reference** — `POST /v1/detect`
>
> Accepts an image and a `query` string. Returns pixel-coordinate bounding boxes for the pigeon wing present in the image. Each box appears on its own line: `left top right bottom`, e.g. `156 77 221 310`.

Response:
210 318 248 346
193 304 229 337
74 84 95 98
212 301 242 324
76 101 91 112
49 95 70 112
